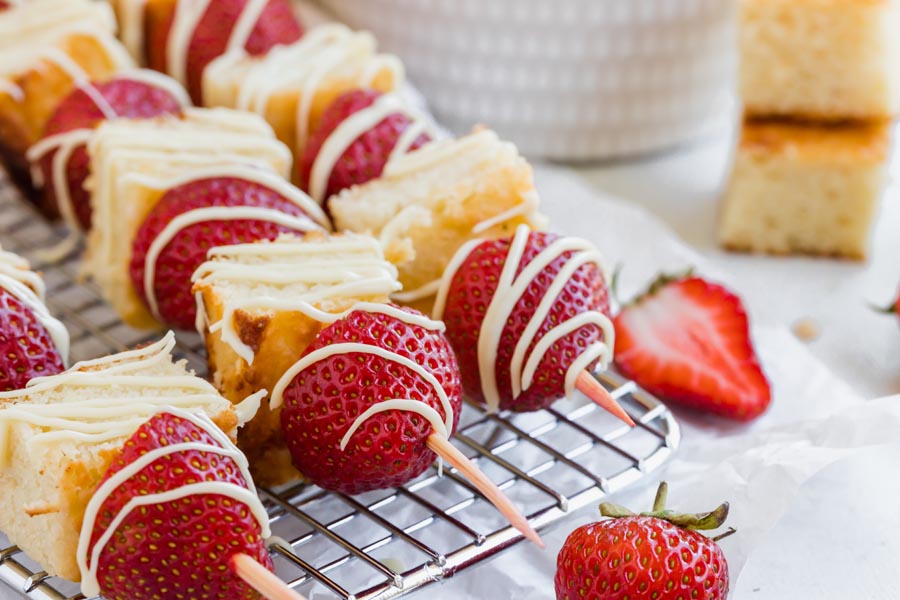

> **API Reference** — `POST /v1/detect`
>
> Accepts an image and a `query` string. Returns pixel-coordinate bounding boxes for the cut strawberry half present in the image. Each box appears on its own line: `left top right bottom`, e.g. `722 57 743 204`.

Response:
613 273 771 421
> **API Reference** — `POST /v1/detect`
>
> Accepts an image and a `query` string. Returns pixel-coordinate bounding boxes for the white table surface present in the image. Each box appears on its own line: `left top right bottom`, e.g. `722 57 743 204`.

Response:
569 128 900 599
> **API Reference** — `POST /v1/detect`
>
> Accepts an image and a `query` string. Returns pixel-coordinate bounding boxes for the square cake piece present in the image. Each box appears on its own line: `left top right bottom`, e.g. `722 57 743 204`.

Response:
0 333 241 581
193 232 401 484
741 0 900 119
83 107 293 329
330 129 548 309
202 23 403 160
719 118 891 259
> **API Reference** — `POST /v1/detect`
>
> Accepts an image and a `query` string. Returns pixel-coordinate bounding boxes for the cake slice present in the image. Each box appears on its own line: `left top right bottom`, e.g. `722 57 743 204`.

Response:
0 0 133 184
193 232 401 484
330 129 548 308
203 23 404 160
719 118 891 259
0 332 250 581
741 0 900 119
83 107 294 328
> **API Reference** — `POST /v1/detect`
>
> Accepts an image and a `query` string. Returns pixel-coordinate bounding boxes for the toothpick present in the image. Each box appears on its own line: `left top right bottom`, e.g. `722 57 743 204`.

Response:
426 433 544 548
575 371 635 427
229 553 307 600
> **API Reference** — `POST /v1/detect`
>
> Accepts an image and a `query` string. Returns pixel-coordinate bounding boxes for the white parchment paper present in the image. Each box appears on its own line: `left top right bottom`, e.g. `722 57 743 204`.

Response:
402 167 899 600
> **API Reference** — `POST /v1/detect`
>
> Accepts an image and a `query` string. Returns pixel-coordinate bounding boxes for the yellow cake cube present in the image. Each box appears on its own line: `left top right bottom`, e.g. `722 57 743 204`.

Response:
719 118 891 259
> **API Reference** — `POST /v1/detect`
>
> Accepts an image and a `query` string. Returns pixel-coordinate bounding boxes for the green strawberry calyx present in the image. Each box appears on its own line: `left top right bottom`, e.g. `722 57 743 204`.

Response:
599 482 735 540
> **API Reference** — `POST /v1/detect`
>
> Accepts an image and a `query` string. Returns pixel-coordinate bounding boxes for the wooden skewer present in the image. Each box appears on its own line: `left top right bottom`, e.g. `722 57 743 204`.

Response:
230 553 308 600
426 433 545 548
575 371 635 427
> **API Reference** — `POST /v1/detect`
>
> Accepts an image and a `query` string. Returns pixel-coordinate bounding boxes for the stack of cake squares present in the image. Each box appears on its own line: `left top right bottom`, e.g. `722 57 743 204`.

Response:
720 0 898 259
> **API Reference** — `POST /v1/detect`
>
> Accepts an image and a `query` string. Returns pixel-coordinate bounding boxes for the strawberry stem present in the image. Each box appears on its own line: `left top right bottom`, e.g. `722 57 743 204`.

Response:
599 481 732 533
652 481 668 512
871 300 898 315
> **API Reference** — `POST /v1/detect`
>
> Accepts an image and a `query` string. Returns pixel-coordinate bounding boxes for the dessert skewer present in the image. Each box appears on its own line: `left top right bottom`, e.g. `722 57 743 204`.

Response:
330 128 548 306
81 108 311 328
433 224 633 425
0 333 306 599
271 304 544 547
192 233 401 485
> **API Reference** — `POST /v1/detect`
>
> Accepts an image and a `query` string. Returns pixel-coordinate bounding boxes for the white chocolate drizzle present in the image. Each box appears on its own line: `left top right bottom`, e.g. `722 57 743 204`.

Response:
142 205 324 321
166 0 212 86
432 225 615 412
0 255 69 364
308 92 434 204
270 320 454 451
0 332 242 469
212 24 403 153
192 235 402 363
76 407 270 597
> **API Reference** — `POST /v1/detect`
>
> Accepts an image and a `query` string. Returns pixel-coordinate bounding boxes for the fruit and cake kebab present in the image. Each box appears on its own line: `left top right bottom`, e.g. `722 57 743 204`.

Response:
556 482 732 600
331 129 548 307
0 246 69 389
110 0 304 103
0 333 242 582
80 409 307 600
193 233 402 485
0 0 133 194
202 23 404 160
432 224 633 424
271 304 544 546
27 71 189 231
614 273 771 421
297 89 435 208
82 108 328 329
0 333 305 599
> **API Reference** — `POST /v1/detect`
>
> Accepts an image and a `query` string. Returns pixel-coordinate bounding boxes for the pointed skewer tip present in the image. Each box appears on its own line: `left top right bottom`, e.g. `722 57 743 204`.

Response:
576 371 635 427
426 433 544 548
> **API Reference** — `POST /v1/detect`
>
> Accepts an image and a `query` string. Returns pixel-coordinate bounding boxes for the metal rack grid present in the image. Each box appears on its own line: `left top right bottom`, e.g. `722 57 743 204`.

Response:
0 179 680 600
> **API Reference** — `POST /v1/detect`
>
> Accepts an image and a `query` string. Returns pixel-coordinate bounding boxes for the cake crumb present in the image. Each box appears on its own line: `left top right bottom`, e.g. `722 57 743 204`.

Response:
792 318 820 342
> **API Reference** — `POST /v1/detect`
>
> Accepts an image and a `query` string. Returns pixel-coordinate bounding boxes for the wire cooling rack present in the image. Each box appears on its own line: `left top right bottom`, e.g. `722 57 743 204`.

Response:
0 178 680 600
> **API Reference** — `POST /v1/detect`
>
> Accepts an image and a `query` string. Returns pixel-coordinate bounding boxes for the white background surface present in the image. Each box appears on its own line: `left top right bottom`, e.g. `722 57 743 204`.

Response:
568 128 900 599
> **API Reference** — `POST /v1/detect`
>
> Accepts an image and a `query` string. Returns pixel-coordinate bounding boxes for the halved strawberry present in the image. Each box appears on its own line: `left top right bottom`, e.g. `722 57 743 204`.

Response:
439 230 611 413
34 76 184 229
298 89 432 206
279 306 462 494
129 176 320 330
613 274 771 421
0 287 65 390
148 0 303 103
85 411 271 600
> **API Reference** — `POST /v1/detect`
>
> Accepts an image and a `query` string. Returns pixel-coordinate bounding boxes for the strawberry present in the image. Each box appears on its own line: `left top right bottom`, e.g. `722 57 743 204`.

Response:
0 287 65 390
298 89 432 205
85 411 271 600
438 229 612 413
147 0 303 103
34 76 184 229
279 305 462 494
129 176 319 330
555 482 731 600
613 273 771 421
